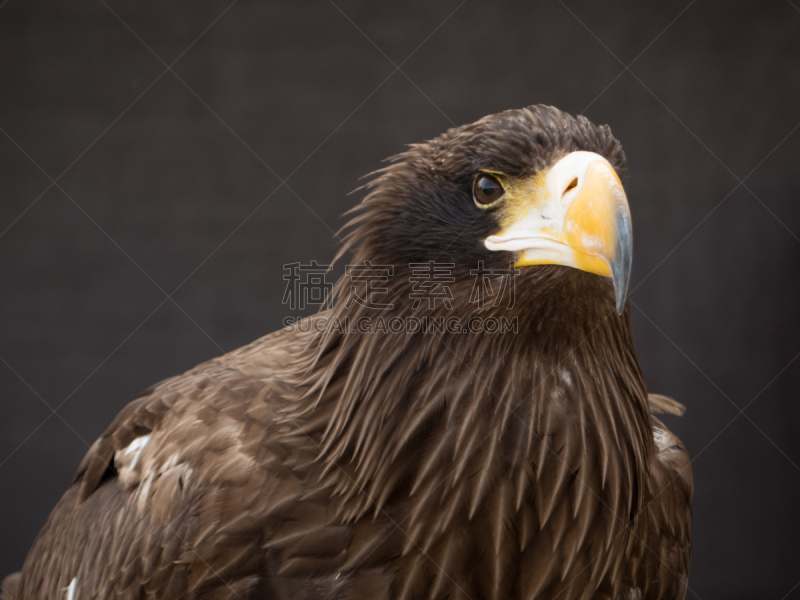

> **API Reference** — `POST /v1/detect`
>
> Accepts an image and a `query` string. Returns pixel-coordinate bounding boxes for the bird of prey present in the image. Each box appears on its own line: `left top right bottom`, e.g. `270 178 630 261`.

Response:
3 105 692 600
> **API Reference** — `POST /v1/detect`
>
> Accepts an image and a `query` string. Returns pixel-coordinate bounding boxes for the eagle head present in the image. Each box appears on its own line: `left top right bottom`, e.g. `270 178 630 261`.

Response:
342 104 632 316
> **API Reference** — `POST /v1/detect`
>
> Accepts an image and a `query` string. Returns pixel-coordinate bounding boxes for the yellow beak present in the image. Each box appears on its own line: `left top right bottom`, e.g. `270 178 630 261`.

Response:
484 151 632 313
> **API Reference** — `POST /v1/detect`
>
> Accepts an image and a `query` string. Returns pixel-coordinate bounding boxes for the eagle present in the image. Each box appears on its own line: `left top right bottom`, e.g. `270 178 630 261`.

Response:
3 105 692 600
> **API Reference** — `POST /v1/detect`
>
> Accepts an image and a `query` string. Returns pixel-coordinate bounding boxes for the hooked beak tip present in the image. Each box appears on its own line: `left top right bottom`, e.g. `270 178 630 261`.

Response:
611 204 633 314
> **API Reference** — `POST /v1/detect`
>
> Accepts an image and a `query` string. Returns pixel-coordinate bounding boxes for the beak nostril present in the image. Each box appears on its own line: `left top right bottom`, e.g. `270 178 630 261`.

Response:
564 177 578 195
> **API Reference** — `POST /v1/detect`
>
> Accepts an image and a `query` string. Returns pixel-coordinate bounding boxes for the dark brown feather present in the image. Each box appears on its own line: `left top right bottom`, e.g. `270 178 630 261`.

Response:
5 106 691 600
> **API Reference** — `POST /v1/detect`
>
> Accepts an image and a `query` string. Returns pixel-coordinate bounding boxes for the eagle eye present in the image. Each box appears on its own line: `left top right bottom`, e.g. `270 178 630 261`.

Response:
473 173 505 207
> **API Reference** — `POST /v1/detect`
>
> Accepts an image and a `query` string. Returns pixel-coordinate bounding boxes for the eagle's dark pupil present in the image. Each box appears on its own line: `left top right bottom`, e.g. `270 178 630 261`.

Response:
475 175 502 205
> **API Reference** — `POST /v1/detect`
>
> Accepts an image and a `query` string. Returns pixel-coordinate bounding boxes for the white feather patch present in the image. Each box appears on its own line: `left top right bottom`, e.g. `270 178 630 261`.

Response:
123 434 151 470
65 577 77 600
115 434 152 488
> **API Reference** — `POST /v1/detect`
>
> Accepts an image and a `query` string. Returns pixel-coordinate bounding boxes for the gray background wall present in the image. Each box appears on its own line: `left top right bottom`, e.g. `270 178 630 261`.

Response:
1 0 799 597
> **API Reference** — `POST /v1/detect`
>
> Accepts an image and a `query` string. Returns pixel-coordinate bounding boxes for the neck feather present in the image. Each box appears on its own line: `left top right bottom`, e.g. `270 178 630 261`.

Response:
286 265 653 523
